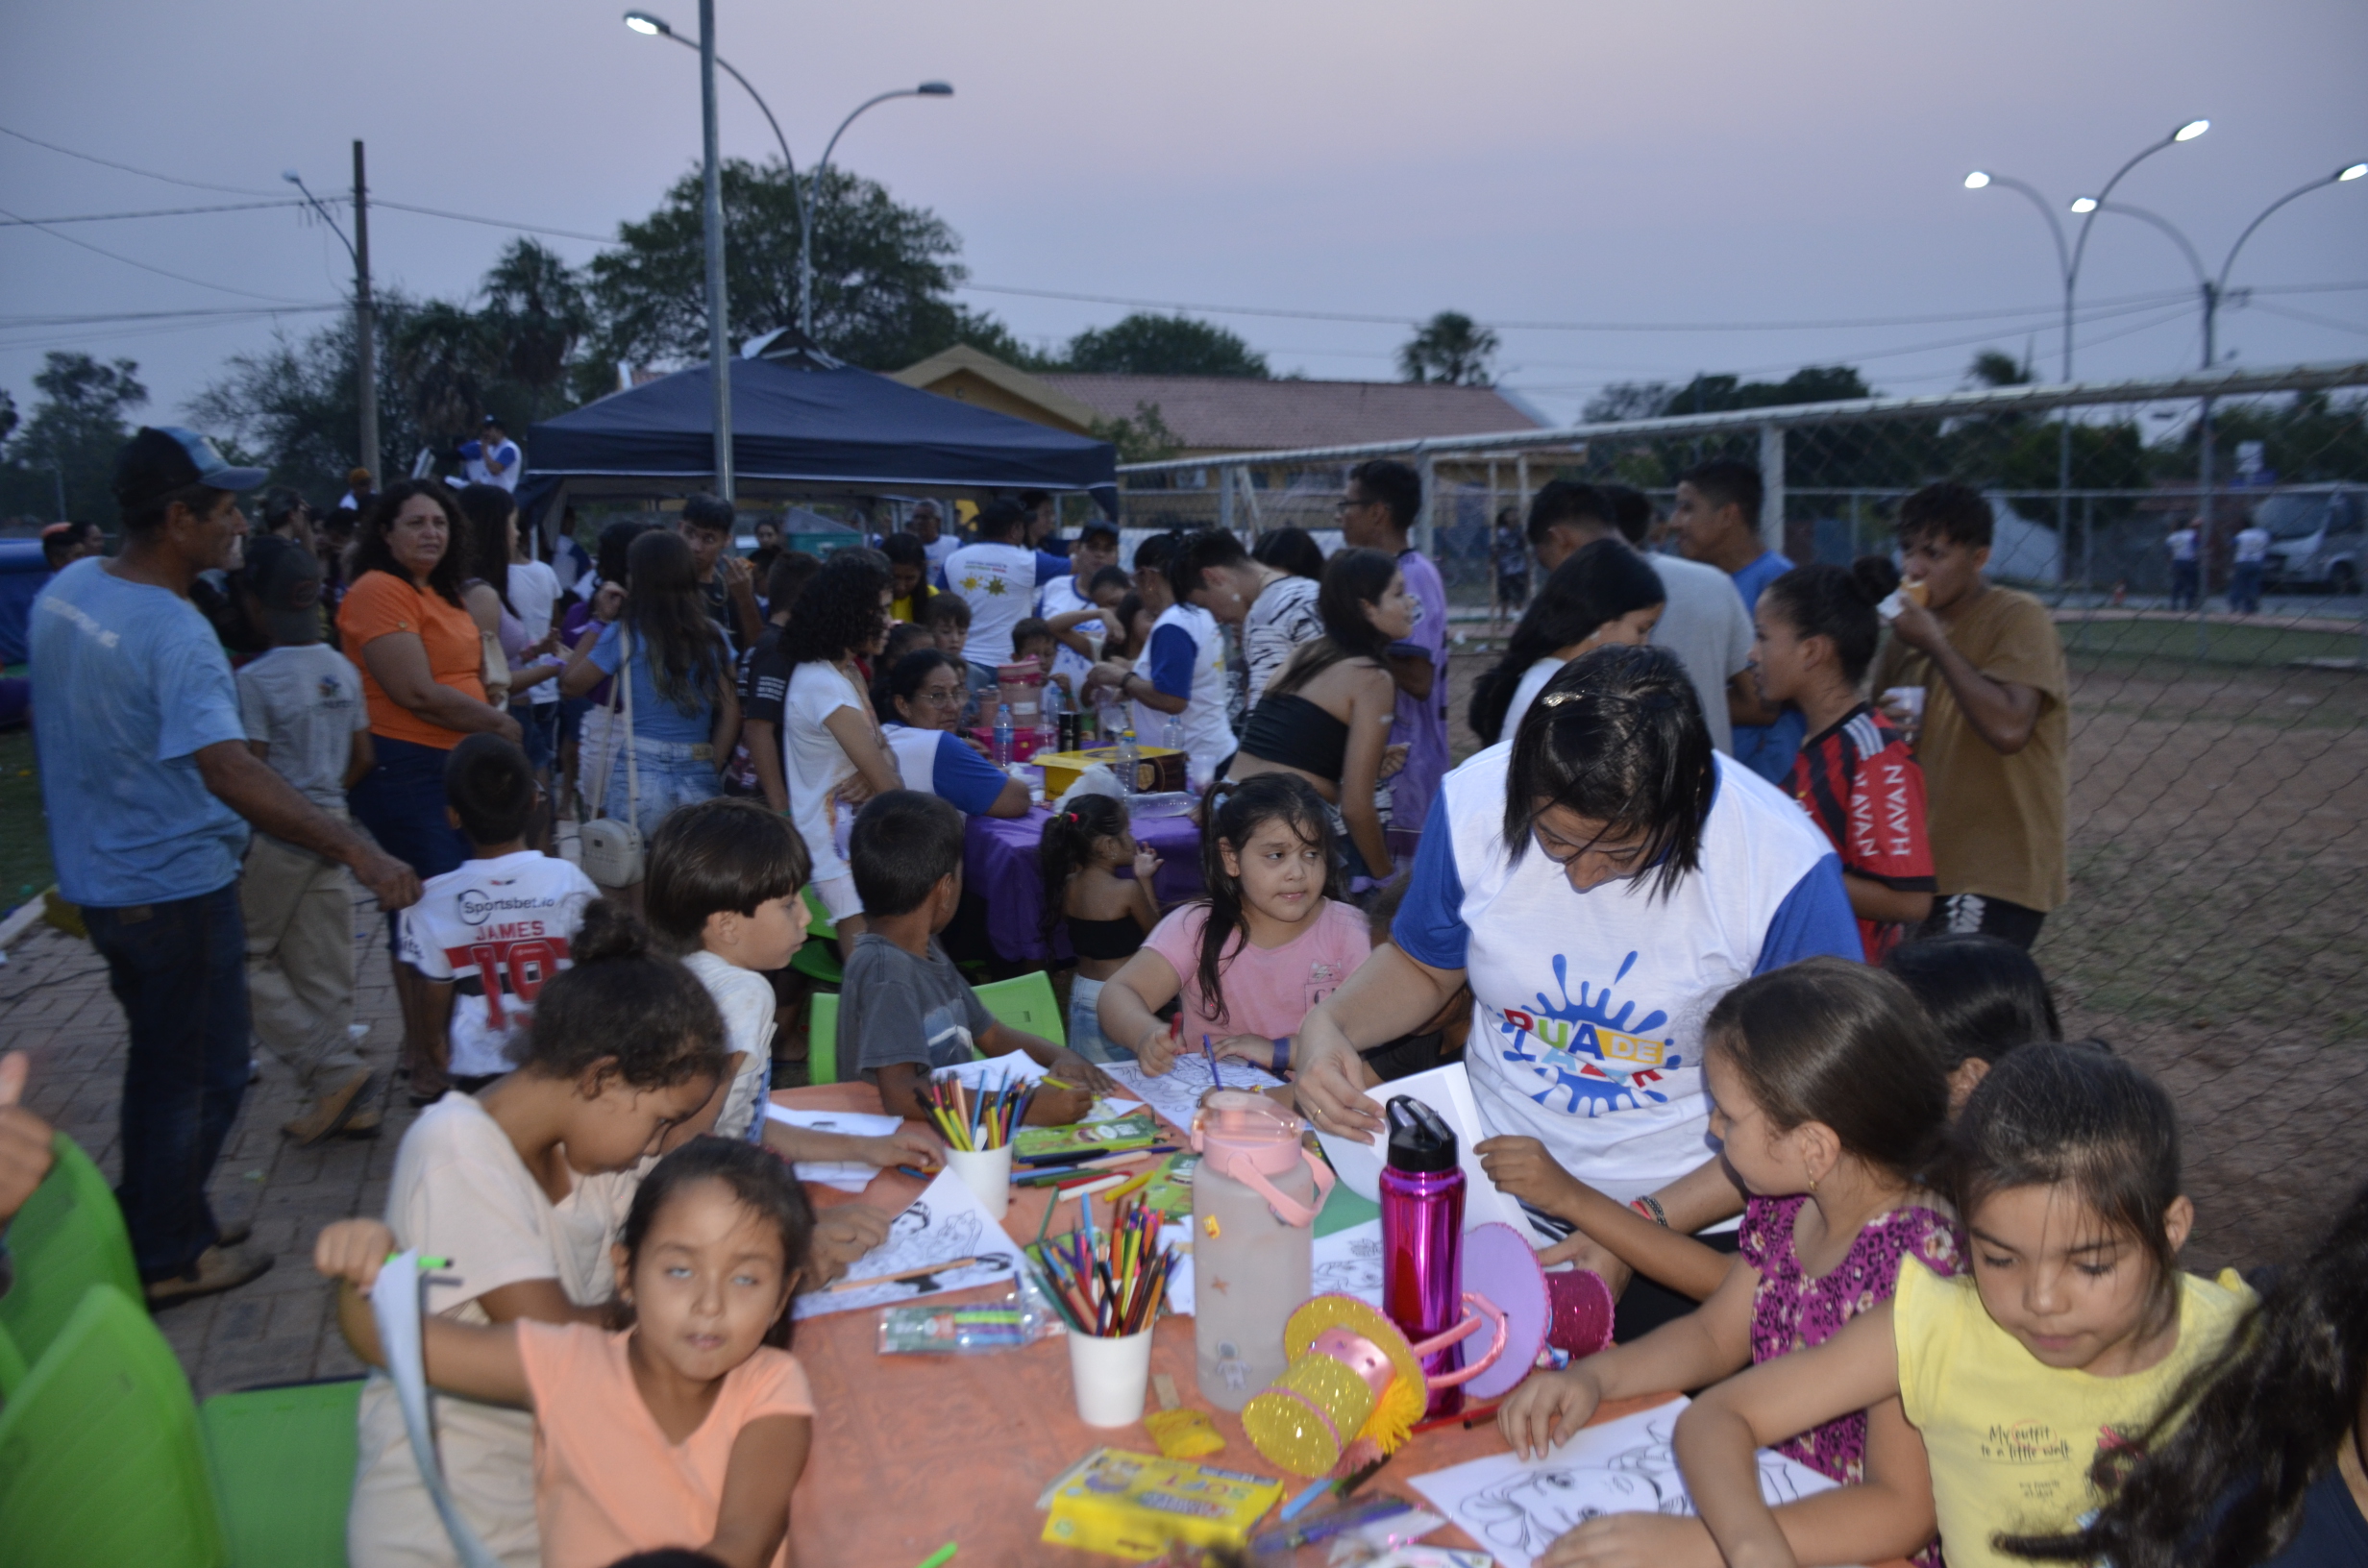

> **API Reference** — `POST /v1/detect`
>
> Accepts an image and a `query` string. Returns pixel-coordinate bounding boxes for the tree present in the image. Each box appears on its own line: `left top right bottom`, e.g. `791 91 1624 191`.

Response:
1968 349 2031 389
392 300 499 456
1088 401 1184 463
189 295 434 501
481 239 592 425
1062 314 1269 379
1 353 148 524
1397 311 1499 386
1583 382 1675 424
586 159 998 373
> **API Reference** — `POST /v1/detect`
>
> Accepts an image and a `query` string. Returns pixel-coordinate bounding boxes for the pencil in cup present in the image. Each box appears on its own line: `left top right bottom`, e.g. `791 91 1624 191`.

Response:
1023 1195 1176 1337
925 1070 1036 1152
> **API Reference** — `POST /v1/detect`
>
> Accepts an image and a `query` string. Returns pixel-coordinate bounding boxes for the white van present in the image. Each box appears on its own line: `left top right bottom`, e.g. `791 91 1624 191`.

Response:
2254 484 2364 594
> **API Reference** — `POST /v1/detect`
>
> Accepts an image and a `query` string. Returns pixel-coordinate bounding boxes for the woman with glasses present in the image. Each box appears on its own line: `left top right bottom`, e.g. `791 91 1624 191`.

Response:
874 649 1031 820
777 552 902 955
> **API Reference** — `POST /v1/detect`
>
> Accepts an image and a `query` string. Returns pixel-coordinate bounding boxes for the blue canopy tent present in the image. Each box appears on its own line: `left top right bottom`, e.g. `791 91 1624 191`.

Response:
515 355 1117 535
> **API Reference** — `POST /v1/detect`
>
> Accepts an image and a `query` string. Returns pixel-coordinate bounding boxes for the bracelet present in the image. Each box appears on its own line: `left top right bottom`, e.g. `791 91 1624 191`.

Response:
1270 1038 1292 1079
1629 1194 1669 1228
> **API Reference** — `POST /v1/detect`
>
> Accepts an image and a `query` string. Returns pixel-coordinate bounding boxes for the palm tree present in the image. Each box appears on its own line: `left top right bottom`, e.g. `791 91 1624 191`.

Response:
481 240 591 424
1398 311 1500 386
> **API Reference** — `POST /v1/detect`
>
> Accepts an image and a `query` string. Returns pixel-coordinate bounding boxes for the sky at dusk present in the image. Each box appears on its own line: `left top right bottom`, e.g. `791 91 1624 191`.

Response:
3 0 2364 432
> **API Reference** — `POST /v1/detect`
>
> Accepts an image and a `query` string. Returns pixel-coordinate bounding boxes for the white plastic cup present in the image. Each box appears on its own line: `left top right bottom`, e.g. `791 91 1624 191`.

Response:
1882 685 1927 721
942 1144 1012 1220
1067 1325 1155 1427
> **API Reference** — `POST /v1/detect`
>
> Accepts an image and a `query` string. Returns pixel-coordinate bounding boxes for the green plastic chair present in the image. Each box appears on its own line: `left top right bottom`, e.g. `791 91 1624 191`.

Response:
789 937 843 987
807 991 840 1086
974 969 1066 1047
801 885 837 942
0 1316 25 1399
0 1285 229 1568
0 1131 142 1368
200 1379 362 1568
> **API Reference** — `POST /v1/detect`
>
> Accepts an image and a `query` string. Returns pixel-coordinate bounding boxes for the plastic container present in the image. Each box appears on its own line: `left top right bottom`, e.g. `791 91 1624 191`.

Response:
943 1144 1012 1220
994 704 1016 768
1379 1096 1467 1420
1189 1090 1334 1410
1067 1326 1156 1426
1116 728 1139 796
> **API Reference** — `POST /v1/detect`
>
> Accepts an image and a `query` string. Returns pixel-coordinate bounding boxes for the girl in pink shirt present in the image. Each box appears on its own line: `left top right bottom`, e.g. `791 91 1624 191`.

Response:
316 1139 818 1568
1098 773 1371 1079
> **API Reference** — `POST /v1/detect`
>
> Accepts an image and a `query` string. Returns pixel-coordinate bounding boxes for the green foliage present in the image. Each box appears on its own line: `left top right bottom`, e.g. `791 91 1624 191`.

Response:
1968 349 2032 388
188 296 432 500
2186 391 2368 485
1088 401 1185 463
481 239 592 423
1397 311 1498 386
1665 365 1871 413
1063 314 1269 379
0 353 149 525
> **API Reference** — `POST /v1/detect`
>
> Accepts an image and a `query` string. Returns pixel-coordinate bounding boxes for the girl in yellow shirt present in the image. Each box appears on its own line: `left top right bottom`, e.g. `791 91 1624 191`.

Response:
1674 1042 2252 1568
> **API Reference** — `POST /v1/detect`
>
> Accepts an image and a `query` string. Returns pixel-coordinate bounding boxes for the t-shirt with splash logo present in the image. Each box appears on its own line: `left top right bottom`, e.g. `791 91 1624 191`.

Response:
1392 745 1857 1212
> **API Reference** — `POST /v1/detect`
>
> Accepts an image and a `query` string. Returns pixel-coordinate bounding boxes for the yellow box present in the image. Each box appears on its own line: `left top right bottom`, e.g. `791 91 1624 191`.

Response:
1041 1448 1284 1556
1037 745 1187 799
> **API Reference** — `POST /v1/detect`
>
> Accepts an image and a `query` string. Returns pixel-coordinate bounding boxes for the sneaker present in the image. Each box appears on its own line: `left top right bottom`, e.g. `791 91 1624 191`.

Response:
341 1102 384 1138
217 1215 254 1247
145 1243 274 1309
283 1067 375 1147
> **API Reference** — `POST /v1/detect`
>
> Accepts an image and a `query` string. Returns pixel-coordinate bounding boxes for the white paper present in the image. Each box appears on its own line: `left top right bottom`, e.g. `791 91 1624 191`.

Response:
1101 1054 1284 1132
792 1166 1029 1319
1314 1063 1538 1239
1406 1400 1837 1568
937 1052 1048 1090
370 1252 506 1568
763 1104 906 1191
1157 1221 1195 1315
1083 1096 1147 1123
1309 1217 1387 1308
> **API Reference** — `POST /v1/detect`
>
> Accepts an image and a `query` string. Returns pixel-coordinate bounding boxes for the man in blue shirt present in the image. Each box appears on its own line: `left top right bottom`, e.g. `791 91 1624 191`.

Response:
32 428 420 1306
1672 457 1805 784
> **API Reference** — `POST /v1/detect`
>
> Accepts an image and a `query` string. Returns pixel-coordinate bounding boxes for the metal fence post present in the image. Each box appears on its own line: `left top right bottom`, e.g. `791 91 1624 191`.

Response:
1759 424 1787 556
1219 462 1236 535
1418 453 1439 560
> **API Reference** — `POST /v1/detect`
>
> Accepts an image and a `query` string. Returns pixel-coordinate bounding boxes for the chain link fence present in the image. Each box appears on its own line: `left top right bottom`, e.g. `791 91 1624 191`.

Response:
1119 361 2368 1268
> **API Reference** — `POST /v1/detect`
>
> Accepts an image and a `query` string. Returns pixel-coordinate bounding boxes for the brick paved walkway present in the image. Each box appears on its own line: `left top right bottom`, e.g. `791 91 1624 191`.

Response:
4 902 421 1398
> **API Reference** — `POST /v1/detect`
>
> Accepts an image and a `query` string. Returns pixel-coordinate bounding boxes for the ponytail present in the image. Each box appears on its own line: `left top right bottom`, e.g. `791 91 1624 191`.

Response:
1039 794 1130 944
1759 555 1901 685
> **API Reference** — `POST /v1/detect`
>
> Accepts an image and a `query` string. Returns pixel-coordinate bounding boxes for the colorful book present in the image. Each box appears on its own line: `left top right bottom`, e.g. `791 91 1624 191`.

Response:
1014 1113 1161 1162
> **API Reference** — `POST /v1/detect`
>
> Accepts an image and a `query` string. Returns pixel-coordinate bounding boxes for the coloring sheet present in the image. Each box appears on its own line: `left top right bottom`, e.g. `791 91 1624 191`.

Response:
1309 1217 1386 1307
935 1050 1145 1123
1313 1062 1539 1240
763 1104 904 1192
1407 1401 1835 1568
1101 1054 1284 1132
792 1166 1028 1319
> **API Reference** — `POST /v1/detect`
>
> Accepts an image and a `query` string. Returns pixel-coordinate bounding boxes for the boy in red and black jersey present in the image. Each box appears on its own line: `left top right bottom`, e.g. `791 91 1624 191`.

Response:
1790 706 1935 961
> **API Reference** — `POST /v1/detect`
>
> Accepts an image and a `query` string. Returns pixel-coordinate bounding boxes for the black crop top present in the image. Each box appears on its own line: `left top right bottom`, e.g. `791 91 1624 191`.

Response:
1238 692 1351 782
1066 914 1145 962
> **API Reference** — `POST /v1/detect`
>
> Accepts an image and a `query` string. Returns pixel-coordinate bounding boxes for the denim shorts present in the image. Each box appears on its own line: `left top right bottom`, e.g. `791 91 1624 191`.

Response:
1066 975 1132 1064
512 700 559 772
602 737 723 839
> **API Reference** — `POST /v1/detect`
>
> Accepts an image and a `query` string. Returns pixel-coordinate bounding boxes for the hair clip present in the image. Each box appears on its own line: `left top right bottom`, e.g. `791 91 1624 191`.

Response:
1541 691 1584 708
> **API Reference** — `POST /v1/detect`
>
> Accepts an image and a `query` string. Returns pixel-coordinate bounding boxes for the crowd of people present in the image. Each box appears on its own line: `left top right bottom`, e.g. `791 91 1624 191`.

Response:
10 423 2362 1568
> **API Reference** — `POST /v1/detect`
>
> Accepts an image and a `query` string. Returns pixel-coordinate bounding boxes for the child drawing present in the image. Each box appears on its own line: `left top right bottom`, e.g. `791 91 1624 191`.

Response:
1461 1418 1813 1563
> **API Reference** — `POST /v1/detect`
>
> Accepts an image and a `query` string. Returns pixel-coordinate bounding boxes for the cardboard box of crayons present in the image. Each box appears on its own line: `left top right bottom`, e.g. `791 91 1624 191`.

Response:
1041 1449 1285 1556
1014 1113 1160 1162
1036 745 1187 798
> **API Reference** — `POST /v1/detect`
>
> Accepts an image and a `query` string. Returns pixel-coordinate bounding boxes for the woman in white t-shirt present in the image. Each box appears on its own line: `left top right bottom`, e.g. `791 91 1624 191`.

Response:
1468 538 1665 748
777 553 900 953
1291 645 1861 1331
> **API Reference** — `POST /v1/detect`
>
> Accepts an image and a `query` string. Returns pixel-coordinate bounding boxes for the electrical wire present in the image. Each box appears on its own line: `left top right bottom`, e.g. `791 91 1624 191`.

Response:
0 200 308 227
2244 301 2368 339
0 123 280 197
365 199 610 244
0 204 318 305
0 305 341 328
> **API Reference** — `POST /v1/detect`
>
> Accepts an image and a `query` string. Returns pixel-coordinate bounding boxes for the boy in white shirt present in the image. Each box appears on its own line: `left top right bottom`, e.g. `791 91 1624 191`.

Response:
236 536 380 1144
397 736 599 1100
643 797 947 1167
942 497 1061 664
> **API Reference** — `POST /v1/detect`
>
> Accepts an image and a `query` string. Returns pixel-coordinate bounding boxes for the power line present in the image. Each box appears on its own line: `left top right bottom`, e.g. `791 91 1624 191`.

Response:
0 203 318 305
0 200 308 226
0 123 280 197
367 199 611 245
0 305 341 328
2245 301 2368 339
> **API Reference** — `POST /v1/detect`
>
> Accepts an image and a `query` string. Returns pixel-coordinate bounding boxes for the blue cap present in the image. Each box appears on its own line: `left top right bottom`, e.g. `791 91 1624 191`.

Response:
113 426 271 510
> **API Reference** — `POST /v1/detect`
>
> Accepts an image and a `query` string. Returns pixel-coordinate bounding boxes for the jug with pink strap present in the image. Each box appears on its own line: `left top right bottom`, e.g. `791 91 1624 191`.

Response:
1188 1090 1335 1409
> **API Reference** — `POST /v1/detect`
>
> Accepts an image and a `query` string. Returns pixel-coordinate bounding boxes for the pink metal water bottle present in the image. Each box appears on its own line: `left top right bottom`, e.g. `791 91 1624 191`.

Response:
1379 1095 1466 1420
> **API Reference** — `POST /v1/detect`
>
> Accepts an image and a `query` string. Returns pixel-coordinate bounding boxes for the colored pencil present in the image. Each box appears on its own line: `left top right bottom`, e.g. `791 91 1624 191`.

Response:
911 1545 958 1568
1202 1033 1224 1090
826 1256 983 1292
1025 1200 1174 1337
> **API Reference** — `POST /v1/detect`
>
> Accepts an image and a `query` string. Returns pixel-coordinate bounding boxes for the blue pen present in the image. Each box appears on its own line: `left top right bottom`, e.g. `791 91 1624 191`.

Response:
1202 1034 1223 1090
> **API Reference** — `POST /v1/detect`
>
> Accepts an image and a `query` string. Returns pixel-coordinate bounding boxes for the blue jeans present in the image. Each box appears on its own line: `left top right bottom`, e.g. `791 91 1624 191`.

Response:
83 884 252 1280
512 701 559 772
603 736 722 839
347 733 470 952
2230 561 2264 613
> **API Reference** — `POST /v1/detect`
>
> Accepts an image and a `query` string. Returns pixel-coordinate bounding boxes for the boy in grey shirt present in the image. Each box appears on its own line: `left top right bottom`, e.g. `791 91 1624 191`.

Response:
235 536 378 1144
838 790 1108 1122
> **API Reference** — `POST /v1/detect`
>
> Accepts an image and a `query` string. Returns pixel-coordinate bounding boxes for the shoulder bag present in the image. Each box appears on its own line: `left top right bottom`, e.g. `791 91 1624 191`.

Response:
579 625 644 888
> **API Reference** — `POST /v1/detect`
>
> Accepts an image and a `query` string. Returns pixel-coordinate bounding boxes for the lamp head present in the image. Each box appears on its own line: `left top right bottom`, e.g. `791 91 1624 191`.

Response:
2174 118 2209 143
281 170 303 185
1963 170 1991 189
2070 196 2100 214
917 81 954 96
623 11 670 36
2340 162 2367 183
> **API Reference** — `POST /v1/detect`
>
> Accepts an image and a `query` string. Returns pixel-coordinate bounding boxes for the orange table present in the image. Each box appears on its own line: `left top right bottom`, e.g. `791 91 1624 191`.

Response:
777 1081 1674 1567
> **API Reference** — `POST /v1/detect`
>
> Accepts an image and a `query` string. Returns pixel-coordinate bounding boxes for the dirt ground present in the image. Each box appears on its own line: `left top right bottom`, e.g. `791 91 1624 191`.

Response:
1438 632 2368 1273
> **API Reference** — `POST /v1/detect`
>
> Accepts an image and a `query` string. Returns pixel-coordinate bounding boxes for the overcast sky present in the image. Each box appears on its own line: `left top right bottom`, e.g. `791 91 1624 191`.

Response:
4 0 2364 434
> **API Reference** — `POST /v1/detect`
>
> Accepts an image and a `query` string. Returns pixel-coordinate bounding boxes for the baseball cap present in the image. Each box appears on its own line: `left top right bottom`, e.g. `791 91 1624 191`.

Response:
243 534 325 645
113 426 269 512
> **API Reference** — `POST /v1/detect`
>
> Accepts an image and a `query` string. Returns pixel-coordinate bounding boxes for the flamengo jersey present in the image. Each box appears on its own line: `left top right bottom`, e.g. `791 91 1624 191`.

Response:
1394 747 1858 1206
398 849 600 1077
1788 704 1936 963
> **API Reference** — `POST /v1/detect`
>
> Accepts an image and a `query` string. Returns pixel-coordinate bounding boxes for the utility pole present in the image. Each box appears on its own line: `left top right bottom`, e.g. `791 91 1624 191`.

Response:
699 0 733 501
353 140 379 488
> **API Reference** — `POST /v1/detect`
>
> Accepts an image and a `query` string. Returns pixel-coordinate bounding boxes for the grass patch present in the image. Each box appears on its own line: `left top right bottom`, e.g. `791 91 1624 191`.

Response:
2061 617 2366 670
0 727 51 915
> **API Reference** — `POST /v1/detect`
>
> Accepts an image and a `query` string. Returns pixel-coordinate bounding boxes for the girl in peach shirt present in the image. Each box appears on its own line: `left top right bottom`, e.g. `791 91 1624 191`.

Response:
318 1138 818 1568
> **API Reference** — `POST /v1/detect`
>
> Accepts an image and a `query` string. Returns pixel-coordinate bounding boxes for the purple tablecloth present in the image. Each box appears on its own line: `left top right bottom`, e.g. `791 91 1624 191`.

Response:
963 806 1203 962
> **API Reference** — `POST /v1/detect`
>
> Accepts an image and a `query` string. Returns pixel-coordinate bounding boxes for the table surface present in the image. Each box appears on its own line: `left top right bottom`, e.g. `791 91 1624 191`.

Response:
777 1080 1675 1568
964 806 1204 963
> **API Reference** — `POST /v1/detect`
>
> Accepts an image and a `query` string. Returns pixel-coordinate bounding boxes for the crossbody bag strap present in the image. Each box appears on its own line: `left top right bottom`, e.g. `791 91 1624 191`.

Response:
587 620 626 821
620 624 639 826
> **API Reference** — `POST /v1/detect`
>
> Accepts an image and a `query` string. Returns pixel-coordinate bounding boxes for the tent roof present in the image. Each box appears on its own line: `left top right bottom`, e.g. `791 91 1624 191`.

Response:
519 357 1116 521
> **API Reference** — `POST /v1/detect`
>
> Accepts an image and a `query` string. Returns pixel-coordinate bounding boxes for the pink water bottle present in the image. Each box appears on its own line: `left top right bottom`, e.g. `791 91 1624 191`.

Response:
1379 1095 1466 1420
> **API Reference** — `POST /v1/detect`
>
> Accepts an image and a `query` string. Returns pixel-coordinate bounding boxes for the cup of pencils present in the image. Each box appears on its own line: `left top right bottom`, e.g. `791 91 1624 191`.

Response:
1028 1197 1176 1427
926 1072 1033 1221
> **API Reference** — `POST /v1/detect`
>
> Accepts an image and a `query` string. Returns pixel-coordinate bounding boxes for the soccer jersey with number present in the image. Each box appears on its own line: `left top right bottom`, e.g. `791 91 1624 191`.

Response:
1787 704 1936 962
398 850 600 1077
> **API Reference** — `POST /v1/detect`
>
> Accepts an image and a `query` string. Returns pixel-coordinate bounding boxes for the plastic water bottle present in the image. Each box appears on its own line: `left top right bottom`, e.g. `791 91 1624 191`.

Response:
1162 716 1185 754
993 703 1015 769
1116 726 1138 795
1041 680 1063 749
1190 1092 1320 1409
1380 1096 1468 1420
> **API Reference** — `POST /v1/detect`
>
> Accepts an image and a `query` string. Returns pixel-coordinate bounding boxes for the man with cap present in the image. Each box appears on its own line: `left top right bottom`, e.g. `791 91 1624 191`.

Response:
459 415 522 493
31 427 421 1306
236 535 382 1147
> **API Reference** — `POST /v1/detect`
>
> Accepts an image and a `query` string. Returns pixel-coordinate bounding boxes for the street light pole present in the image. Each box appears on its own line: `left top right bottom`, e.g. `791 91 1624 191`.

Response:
801 84 952 340
697 0 732 501
284 153 379 486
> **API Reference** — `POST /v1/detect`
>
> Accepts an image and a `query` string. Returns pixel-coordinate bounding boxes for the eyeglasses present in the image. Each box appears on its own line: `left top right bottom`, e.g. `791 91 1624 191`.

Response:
918 686 963 706
1333 496 1375 515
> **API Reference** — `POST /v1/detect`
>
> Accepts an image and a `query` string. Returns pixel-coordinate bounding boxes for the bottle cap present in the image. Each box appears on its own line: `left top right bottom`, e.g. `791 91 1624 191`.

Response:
1384 1096 1457 1173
